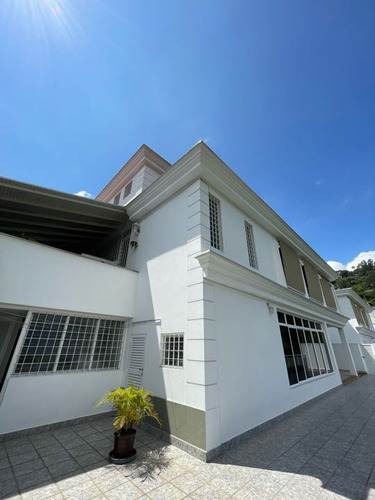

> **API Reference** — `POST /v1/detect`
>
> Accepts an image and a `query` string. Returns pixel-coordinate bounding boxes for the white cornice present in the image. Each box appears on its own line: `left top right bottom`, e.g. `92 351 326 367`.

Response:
126 142 337 280
357 326 375 337
336 288 372 312
195 250 348 328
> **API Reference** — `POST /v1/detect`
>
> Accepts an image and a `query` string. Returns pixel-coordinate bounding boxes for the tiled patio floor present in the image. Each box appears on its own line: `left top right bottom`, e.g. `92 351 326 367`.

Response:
2 375 375 499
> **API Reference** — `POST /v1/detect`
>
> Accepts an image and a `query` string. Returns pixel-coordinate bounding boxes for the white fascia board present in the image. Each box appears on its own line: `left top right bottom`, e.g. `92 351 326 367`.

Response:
195 250 349 328
335 288 372 313
126 142 337 281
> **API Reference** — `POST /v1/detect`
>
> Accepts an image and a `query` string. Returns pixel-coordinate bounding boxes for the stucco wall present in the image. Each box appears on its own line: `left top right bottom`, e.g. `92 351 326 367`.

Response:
213 285 342 445
209 187 285 286
125 189 189 405
0 233 138 318
0 370 123 434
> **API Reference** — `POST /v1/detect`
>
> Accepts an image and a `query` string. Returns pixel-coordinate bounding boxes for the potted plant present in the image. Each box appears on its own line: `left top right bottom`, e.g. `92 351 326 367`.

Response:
96 384 161 464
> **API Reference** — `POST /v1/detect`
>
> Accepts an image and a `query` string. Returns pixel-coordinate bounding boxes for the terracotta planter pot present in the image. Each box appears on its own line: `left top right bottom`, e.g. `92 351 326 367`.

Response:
113 429 136 459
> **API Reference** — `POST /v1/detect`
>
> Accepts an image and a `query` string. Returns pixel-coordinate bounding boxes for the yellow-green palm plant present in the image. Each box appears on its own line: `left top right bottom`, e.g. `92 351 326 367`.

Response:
96 384 161 435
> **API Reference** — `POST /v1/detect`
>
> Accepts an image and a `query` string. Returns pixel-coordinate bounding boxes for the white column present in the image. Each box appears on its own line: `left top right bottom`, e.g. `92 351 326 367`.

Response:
338 327 358 376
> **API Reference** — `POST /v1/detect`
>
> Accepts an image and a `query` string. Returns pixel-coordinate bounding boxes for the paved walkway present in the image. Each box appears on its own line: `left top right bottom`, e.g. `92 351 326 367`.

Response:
2 376 375 499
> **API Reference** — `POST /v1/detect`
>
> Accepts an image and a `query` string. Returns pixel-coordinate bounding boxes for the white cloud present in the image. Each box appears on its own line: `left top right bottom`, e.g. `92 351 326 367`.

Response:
74 190 93 198
327 250 375 271
314 179 323 187
327 260 344 271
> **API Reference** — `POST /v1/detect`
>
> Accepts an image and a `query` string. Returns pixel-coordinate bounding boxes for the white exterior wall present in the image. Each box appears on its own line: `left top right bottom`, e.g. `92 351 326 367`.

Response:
209 188 286 286
0 233 138 318
0 370 124 434
0 233 138 435
125 189 188 405
213 285 342 445
123 166 161 206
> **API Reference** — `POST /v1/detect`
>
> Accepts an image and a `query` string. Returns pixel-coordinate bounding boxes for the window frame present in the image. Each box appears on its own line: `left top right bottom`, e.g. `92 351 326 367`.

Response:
209 193 223 251
277 311 334 386
160 333 184 368
124 181 133 198
14 312 127 376
244 220 258 269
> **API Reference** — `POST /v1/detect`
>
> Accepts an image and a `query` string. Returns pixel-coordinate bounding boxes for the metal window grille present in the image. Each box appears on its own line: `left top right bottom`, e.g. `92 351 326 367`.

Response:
14 312 126 375
209 194 223 251
160 334 184 367
244 221 258 269
277 311 333 386
118 233 130 268
124 181 132 198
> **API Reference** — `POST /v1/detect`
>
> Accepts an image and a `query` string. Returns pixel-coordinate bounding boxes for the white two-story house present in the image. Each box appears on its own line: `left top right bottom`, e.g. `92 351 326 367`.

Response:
0 142 351 460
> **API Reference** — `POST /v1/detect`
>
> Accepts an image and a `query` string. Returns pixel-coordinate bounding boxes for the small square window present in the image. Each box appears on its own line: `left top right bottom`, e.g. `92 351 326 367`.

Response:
160 334 184 367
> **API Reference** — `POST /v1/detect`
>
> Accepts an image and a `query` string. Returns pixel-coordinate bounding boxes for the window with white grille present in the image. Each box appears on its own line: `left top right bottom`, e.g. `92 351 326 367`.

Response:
278 311 333 386
160 334 184 367
14 312 126 375
124 181 133 198
244 221 258 269
209 193 223 251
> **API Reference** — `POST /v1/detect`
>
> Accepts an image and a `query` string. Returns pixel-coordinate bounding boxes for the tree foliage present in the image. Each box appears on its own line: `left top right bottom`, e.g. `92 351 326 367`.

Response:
335 259 375 305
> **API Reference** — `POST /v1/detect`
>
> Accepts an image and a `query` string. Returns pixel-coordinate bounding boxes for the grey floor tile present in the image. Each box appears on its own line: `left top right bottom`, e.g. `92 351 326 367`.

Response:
20 481 61 500
188 482 231 499
0 466 14 481
35 443 65 457
5 443 35 458
0 457 10 470
52 429 78 443
74 450 103 467
170 471 208 495
61 436 87 450
0 478 19 499
66 443 95 458
12 458 46 477
147 482 186 500
62 480 102 499
9 450 39 467
104 481 144 500
47 457 81 478
16 468 52 491
41 450 71 467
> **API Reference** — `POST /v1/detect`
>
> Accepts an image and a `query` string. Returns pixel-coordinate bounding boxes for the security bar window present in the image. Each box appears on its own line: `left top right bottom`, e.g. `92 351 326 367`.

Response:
124 181 133 198
209 193 223 251
14 312 126 375
244 221 258 269
278 311 333 386
160 334 184 367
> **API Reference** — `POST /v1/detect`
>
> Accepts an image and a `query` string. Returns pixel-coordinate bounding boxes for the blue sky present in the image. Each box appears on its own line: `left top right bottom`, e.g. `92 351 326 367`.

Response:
0 0 374 269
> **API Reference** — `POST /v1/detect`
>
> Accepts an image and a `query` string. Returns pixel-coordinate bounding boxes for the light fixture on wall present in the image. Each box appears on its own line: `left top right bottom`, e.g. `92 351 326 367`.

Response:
267 302 275 314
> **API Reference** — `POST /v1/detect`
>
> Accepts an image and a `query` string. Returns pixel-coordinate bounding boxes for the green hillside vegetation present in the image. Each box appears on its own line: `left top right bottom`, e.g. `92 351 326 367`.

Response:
334 259 375 306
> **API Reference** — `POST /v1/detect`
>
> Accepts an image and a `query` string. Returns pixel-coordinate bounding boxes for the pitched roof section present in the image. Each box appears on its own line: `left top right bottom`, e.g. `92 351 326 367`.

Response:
95 144 171 203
